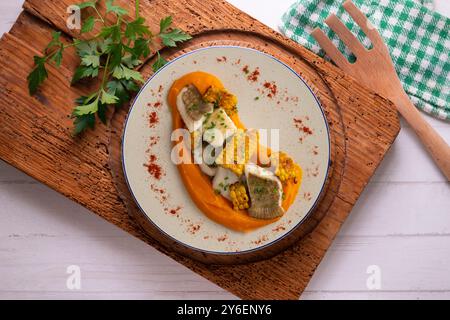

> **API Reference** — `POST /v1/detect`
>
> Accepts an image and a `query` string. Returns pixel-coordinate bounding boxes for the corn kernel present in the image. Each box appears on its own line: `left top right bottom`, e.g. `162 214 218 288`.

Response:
203 86 238 116
229 182 250 211
272 152 299 184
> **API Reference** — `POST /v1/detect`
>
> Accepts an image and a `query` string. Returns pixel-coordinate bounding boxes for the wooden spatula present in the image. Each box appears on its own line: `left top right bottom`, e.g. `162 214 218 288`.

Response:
312 0 450 180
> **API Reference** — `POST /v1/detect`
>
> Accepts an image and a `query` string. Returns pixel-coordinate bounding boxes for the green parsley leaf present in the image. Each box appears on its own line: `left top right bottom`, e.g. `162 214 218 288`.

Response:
75 40 98 57
81 54 100 68
98 38 113 54
97 101 108 124
105 0 128 16
107 80 129 106
73 96 99 116
125 17 151 41
71 65 99 84
27 56 48 95
160 29 192 47
107 42 123 69
113 64 144 82
99 25 121 42
122 54 141 69
131 38 150 58
100 89 119 104
51 48 64 67
73 113 96 136
81 16 96 34
122 79 140 92
152 52 167 72
46 31 62 51
159 16 172 33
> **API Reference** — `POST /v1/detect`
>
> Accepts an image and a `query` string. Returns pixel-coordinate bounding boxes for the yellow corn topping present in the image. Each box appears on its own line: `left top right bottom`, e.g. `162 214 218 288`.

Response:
216 129 259 176
272 152 299 184
203 86 238 116
229 182 250 210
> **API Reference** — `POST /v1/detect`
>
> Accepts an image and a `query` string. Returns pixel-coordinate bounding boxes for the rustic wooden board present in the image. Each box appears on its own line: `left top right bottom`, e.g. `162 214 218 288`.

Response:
0 0 400 299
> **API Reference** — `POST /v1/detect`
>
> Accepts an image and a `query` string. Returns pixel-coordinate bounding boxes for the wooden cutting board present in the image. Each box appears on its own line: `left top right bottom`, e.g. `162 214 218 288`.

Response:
0 0 400 299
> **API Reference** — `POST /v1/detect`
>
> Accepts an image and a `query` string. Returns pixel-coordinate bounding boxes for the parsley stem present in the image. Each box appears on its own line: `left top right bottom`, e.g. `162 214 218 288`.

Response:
63 43 76 49
100 52 112 91
136 0 140 18
93 7 105 23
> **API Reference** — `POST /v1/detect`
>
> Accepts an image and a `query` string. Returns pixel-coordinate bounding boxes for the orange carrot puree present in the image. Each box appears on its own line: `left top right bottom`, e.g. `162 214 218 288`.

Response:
168 71 302 232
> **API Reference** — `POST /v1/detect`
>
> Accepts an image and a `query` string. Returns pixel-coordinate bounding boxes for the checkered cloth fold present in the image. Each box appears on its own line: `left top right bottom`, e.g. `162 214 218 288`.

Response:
280 0 450 120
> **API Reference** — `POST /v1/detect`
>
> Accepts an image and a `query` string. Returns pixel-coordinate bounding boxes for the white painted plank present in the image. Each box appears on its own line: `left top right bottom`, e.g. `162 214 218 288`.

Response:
0 291 235 300
302 291 450 300
306 236 450 292
0 0 22 35
371 126 450 182
0 161 37 183
1 235 449 299
0 182 123 237
0 235 233 298
340 182 450 236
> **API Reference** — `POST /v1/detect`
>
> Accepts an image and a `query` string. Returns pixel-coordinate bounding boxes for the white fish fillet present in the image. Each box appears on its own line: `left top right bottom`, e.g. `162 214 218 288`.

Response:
176 87 204 132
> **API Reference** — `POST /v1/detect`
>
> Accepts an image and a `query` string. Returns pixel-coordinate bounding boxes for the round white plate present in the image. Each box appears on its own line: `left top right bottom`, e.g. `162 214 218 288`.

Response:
122 46 330 254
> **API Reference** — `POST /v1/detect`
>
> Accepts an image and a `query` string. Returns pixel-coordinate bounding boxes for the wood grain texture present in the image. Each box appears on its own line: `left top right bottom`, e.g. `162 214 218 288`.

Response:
0 0 399 299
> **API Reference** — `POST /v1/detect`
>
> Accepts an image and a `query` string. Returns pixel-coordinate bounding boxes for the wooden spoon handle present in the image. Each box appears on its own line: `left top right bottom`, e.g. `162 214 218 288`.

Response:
393 91 450 181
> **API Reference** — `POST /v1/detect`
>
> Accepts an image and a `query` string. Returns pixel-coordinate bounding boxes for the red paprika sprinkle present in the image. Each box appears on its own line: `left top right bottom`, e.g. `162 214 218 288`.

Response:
145 154 163 180
247 68 260 82
169 206 182 215
149 111 159 128
303 126 313 135
263 81 277 96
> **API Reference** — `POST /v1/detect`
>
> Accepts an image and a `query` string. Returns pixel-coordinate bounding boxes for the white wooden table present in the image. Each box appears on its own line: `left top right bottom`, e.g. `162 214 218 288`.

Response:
1 0 449 300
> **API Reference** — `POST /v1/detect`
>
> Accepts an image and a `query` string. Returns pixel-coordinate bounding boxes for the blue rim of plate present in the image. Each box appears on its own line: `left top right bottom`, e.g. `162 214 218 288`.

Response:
122 45 331 256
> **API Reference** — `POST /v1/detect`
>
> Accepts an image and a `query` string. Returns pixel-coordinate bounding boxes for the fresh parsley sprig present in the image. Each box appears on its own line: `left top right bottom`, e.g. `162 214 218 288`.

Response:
27 0 191 135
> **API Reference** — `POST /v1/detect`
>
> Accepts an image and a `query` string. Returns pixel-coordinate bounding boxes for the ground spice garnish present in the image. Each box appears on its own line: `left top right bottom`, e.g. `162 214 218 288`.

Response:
303 192 312 201
153 101 162 108
169 206 182 215
150 184 165 194
306 165 319 178
303 126 313 135
145 154 163 180
216 56 227 62
149 136 160 147
294 117 313 135
252 235 268 245
242 65 250 74
272 225 286 232
263 81 277 97
188 223 201 234
149 111 159 128
247 68 260 82
217 234 228 242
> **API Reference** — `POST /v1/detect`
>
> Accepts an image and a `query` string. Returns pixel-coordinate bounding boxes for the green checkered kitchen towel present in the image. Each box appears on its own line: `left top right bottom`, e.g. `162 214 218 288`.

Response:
280 0 450 121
